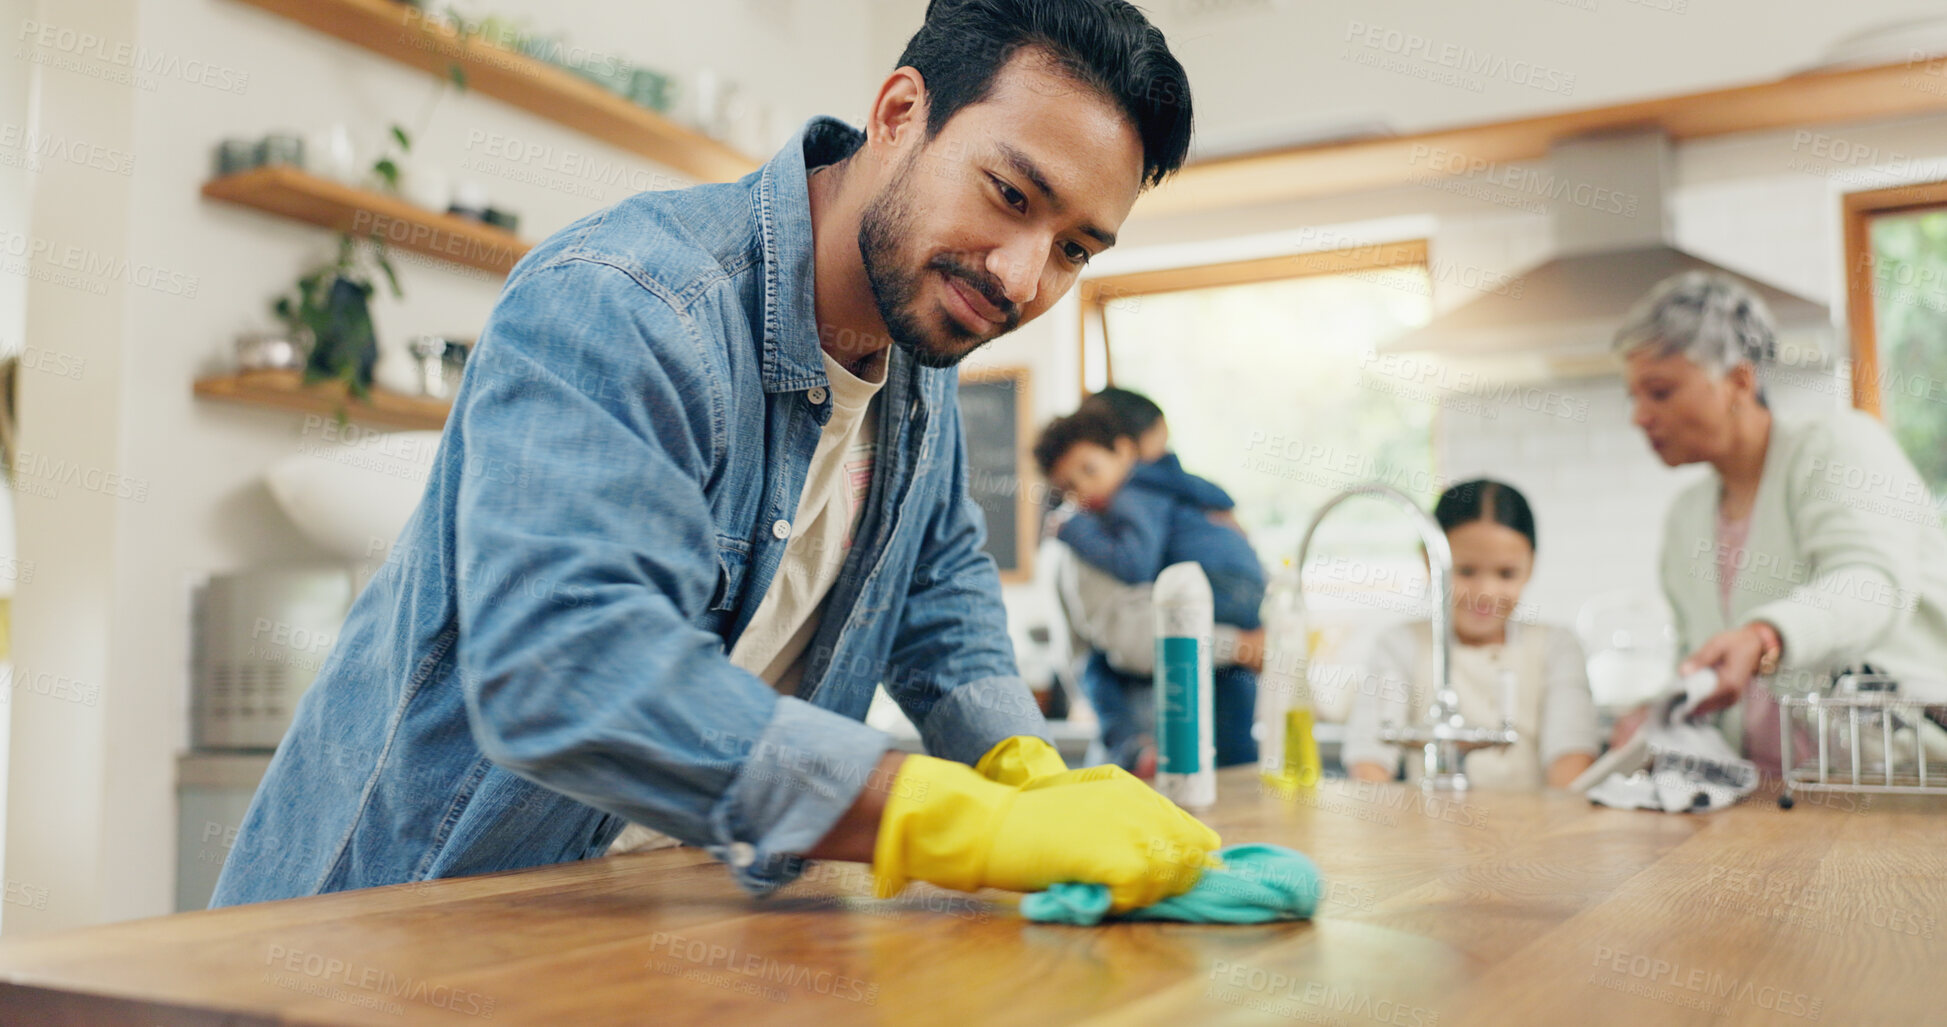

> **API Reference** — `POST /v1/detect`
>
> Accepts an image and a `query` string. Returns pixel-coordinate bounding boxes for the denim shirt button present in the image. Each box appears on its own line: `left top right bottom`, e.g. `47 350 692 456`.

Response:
727 842 757 868
771 519 792 540
807 386 828 405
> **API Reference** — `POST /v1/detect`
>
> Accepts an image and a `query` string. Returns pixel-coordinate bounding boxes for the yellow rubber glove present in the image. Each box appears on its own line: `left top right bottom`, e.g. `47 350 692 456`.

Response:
873 755 1221 912
973 735 1069 787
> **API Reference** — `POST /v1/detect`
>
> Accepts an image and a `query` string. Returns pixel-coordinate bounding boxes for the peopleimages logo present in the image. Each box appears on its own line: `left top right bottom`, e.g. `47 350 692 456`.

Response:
1343 20 1577 95
647 933 878 1005
15 20 250 94
1354 350 1592 421
11 449 151 501
263 944 494 1018
0 230 199 298
1406 145 1637 216
462 129 689 199
0 122 135 175
1589 946 1822 1020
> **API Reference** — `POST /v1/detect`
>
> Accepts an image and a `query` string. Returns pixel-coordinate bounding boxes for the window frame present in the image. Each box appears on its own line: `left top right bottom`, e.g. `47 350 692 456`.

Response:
1074 240 1431 398
1842 179 1947 417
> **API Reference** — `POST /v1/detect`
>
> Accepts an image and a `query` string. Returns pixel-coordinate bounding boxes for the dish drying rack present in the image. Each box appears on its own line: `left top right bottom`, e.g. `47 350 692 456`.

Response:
1777 670 1947 808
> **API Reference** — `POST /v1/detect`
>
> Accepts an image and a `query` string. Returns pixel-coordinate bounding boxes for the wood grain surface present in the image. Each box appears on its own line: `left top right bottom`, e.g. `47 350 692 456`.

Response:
0 767 1940 1025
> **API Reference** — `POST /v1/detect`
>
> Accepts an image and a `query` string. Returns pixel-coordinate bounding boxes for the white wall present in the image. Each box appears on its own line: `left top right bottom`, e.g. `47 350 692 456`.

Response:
0 0 37 891
6 0 137 936
6 0 883 931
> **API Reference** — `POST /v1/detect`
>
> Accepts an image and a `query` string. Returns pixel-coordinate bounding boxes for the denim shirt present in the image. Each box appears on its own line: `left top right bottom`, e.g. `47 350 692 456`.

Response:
209 117 1050 907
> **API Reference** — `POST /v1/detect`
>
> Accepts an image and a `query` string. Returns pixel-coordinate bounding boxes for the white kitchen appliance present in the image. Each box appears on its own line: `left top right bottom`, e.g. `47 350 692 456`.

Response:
191 566 353 750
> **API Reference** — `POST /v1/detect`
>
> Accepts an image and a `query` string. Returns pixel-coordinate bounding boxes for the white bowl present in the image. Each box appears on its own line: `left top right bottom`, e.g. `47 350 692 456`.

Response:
265 429 442 562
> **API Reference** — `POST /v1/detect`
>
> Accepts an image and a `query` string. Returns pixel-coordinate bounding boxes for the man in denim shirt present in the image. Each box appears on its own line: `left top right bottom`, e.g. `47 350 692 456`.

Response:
214 0 1220 913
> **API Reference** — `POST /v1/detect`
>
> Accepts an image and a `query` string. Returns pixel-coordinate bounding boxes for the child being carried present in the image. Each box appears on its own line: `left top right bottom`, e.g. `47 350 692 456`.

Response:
1033 404 1265 633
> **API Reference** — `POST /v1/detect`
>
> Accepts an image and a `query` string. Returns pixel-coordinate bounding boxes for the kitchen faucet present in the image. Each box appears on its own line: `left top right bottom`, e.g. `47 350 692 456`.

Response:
1293 483 1517 789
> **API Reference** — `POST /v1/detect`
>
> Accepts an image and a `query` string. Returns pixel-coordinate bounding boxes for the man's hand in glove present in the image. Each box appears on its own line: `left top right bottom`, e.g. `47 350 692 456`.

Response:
973 735 1069 787
873 754 1220 913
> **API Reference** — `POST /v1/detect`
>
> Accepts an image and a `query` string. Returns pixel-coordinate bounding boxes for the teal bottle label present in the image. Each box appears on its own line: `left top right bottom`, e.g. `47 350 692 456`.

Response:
1156 636 1202 775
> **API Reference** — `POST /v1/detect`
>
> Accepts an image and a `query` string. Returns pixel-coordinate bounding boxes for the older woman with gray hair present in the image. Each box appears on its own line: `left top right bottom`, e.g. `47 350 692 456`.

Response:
1614 270 1947 774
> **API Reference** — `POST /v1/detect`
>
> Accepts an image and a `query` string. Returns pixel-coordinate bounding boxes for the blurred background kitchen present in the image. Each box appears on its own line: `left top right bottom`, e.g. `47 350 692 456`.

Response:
2 0 1946 933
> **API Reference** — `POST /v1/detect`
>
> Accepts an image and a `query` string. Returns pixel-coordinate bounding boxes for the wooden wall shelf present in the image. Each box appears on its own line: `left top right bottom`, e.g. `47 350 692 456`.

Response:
229 0 758 183
194 370 451 431
203 165 529 276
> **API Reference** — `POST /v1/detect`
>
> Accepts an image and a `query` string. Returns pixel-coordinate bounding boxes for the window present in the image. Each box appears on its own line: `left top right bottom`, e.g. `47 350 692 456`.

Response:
1844 181 1947 505
1077 242 1437 602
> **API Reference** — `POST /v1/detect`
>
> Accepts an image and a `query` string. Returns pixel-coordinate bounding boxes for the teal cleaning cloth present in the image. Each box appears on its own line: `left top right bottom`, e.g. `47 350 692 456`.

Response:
1019 843 1321 925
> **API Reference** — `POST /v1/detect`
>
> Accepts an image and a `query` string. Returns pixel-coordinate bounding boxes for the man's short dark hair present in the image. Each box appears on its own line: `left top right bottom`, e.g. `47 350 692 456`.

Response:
896 0 1193 189
1081 386 1163 438
1033 405 1126 478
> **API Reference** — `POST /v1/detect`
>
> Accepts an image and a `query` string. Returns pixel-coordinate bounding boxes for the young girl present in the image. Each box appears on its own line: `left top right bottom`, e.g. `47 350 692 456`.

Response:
1340 480 1599 790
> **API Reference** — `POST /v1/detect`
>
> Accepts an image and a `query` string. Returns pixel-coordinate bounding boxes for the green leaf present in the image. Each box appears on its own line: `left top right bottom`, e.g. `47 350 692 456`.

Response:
448 63 468 91
373 157 399 189
376 252 403 299
391 125 411 152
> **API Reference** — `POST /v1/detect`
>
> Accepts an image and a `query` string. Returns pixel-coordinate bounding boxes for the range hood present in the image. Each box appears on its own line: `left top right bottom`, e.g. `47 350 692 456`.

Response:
1385 132 1833 377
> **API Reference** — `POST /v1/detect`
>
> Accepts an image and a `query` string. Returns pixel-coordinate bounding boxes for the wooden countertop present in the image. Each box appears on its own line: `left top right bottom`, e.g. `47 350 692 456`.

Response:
1 767 1942 1025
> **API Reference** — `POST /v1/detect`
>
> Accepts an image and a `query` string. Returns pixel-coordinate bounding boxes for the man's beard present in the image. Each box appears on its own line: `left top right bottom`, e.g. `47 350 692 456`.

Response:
857 153 1020 369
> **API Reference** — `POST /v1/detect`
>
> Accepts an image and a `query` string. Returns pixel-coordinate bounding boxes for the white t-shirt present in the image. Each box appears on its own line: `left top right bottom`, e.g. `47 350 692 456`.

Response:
608 346 883 855
727 347 885 693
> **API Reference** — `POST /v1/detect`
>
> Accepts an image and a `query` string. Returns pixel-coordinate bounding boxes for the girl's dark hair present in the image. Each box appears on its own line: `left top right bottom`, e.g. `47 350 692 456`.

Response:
1434 479 1537 552
1080 386 1163 438
895 0 1193 189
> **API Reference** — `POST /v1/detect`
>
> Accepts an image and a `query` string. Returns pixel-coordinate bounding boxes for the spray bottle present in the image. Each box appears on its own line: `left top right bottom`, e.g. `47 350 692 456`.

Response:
1154 561 1216 809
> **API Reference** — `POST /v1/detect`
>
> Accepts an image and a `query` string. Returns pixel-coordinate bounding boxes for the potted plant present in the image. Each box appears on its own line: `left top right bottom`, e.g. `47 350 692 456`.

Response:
267 47 468 408
273 233 399 402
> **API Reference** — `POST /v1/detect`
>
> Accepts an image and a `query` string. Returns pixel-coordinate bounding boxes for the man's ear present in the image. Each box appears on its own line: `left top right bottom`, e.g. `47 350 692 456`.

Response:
866 67 928 156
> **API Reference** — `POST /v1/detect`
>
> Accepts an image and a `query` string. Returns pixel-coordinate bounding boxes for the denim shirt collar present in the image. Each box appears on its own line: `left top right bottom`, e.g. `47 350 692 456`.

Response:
756 117 865 394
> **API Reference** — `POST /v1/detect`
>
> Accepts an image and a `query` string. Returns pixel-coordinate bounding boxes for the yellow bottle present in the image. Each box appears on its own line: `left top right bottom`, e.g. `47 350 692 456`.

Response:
1257 560 1321 793
1282 706 1322 788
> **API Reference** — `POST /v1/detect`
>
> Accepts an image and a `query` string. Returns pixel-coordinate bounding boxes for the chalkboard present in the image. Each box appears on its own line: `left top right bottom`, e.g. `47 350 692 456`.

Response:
956 366 1034 583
